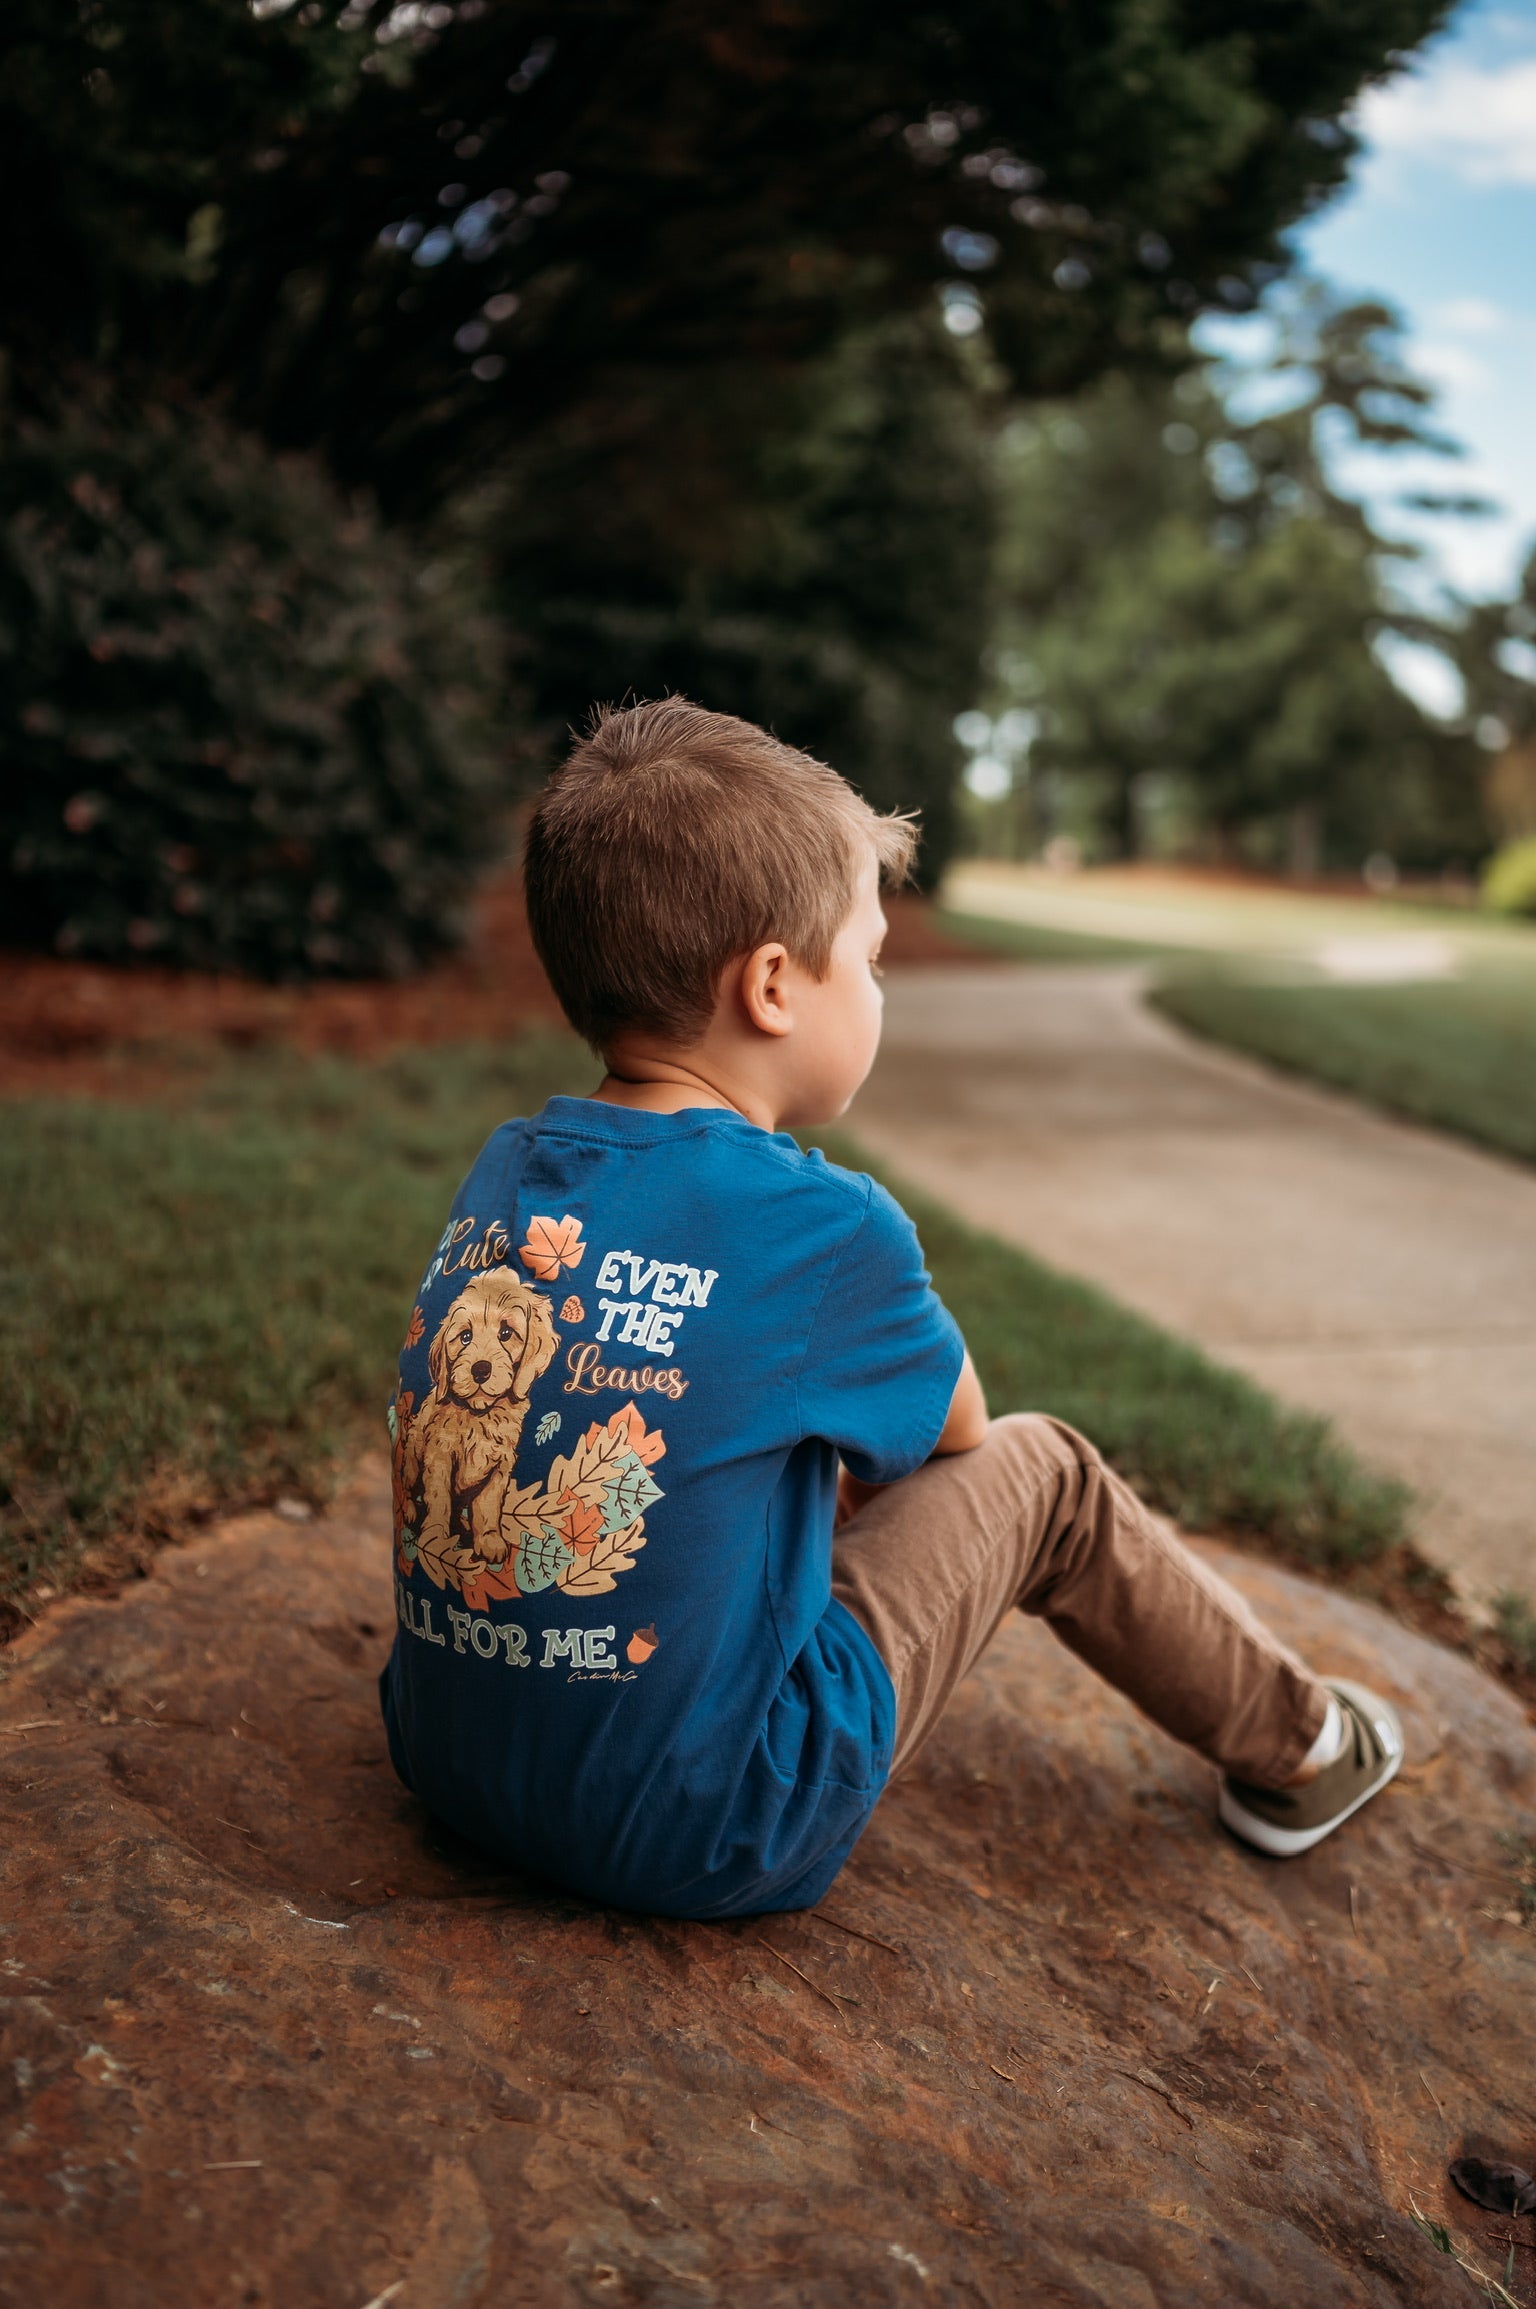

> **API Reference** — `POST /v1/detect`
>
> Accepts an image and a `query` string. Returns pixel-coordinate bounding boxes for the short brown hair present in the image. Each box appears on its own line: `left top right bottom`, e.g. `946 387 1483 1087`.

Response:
523 698 917 1050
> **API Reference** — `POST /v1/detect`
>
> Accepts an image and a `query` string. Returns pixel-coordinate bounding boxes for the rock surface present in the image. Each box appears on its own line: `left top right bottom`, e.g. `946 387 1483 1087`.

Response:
3 1463 1534 2307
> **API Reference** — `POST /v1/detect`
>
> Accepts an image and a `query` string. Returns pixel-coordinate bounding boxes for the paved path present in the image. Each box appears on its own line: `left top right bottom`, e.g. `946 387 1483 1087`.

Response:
944 860 1536 972
851 965 1536 1601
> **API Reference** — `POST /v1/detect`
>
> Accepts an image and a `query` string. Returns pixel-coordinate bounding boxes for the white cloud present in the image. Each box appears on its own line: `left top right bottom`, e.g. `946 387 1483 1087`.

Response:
1371 630 1467 719
1355 55 1536 186
1428 295 1512 335
1414 339 1494 391
1418 300 1536 395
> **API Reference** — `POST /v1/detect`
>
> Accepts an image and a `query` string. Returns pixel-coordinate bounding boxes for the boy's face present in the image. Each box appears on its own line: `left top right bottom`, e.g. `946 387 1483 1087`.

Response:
779 848 888 1126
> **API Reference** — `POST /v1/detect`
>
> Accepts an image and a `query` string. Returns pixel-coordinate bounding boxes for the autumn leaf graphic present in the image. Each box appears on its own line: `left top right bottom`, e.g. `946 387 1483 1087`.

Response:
515 1525 575 1593
559 1522 647 1598
603 1452 663 1534
503 1481 554 1545
412 1400 664 1607
414 1528 458 1591
545 1413 658 1517
519 1213 586 1281
589 1401 666 1469
558 1498 604 1555
560 1294 585 1324
390 1390 418 1556
535 1410 561 1446
459 1559 526 1612
403 1305 425 1350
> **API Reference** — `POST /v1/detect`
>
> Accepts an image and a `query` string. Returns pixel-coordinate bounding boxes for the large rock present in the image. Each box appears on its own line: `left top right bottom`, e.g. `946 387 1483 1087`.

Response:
2 1464 1533 2307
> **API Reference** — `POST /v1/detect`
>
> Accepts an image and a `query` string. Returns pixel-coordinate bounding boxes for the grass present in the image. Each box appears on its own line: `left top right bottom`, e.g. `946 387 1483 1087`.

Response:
933 907 1192 966
1408 2204 1522 2309
1492 1592 1536 1681
0 1035 599 1613
1496 1828 1536 1928
1150 968 1536 1169
0 1034 1408 1625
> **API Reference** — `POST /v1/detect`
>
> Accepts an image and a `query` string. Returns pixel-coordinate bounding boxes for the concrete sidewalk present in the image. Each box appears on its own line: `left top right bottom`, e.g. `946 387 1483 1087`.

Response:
851 965 1536 1601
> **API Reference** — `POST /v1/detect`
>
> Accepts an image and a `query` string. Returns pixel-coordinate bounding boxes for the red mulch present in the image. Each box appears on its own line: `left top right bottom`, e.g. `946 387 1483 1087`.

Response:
0 882 981 1097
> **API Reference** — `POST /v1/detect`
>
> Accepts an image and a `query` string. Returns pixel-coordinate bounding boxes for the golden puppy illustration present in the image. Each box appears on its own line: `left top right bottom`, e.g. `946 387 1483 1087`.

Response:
404 1269 559 1566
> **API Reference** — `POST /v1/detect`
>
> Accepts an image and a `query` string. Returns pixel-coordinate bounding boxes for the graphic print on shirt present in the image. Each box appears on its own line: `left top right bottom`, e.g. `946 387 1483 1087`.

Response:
518 1212 587 1282
391 1214 679 1619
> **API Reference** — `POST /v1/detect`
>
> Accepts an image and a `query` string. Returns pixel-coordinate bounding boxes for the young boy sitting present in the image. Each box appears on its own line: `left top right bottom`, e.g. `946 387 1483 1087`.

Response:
380 698 1403 1918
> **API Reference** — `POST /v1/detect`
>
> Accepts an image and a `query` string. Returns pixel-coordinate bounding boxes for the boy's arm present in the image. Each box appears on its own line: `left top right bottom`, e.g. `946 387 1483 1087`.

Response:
836 1351 987 1524
932 1350 988 1455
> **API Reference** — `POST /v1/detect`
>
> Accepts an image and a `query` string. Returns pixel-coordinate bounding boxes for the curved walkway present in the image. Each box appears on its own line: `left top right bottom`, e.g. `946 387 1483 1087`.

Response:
851 965 1536 1601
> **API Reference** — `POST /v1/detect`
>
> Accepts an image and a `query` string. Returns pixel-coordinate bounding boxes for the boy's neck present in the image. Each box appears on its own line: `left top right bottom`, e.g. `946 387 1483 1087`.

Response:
592 1059 777 1134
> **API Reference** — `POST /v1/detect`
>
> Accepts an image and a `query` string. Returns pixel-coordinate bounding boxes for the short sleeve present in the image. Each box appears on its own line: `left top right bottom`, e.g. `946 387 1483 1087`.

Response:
796 1179 965 1484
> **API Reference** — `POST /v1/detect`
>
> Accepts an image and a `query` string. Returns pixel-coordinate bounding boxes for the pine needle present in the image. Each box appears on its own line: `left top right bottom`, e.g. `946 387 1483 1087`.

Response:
757 1940 847 2021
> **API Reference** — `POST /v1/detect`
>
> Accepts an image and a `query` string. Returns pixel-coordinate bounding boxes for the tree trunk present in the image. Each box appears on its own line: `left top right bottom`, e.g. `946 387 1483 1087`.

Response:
1287 803 1321 882
1109 770 1138 860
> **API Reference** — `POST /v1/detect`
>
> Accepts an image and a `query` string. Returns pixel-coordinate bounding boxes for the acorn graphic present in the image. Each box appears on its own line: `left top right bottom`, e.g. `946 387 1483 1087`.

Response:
626 1625 658 1665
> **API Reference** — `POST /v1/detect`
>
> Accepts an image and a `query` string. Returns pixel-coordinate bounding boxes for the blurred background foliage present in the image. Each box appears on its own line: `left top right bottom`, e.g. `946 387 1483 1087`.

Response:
5 0 1534 969
966 291 1494 876
0 391 499 972
478 316 995 879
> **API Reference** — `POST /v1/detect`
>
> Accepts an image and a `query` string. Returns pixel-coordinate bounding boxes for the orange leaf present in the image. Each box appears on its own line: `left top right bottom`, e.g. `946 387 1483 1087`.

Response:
560 1294 585 1323
403 1305 424 1350
558 1499 603 1555
518 1213 586 1281
459 1563 524 1611
602 1400 666 1467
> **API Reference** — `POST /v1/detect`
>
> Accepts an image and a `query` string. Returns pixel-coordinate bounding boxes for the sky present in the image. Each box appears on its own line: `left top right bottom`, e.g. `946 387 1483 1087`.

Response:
1201 0 1536 632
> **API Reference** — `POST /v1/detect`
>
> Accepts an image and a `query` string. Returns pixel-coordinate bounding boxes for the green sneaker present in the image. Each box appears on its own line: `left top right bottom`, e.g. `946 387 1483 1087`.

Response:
1218 1680 1404 1857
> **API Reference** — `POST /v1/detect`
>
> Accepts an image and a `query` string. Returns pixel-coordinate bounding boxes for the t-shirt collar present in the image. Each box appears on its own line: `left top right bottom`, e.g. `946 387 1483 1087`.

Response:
536 1094 778 1145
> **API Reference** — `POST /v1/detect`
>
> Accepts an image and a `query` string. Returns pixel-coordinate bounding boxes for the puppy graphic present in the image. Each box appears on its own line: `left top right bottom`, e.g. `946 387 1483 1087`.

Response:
404 1269 559 1566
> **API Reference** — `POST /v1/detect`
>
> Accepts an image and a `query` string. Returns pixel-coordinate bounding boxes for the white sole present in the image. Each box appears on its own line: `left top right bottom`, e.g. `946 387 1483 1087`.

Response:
1218 1680 1404 1858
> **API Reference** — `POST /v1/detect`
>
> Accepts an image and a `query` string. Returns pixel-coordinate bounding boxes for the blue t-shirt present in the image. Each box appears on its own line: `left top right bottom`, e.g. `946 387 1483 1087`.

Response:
379 1096 963 1918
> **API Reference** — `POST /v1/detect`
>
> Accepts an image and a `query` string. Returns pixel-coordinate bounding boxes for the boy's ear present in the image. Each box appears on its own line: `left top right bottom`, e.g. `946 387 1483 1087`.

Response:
738 942 794 1038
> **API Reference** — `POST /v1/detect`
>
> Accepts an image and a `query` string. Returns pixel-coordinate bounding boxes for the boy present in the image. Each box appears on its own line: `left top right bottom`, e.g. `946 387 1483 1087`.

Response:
380 699 1402 1918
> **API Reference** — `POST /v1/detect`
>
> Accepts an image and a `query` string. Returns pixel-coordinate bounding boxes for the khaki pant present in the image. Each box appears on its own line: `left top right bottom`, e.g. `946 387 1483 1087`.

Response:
832 1414 1327 1788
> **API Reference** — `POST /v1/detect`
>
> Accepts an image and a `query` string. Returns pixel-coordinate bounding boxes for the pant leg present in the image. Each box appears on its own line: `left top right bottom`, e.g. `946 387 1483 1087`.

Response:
831 1412 1328 1787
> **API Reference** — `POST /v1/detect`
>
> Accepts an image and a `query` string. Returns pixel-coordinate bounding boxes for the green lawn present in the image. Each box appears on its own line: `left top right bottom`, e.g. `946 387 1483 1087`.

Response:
0 1035 1407 1620
1149 967 1536 1169
932 907 1195 966
0 1037 599 1610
